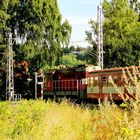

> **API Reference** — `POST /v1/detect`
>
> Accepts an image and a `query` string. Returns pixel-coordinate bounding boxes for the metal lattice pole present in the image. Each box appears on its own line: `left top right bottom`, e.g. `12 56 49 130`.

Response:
6 32 14 101
97 1 103 69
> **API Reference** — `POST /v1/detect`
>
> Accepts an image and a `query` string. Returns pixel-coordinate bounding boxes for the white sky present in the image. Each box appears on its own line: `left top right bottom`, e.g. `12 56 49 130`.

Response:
58 0 100 47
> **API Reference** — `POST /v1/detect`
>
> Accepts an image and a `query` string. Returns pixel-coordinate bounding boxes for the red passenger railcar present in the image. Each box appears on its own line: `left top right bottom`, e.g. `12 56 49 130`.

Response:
87 66 140 101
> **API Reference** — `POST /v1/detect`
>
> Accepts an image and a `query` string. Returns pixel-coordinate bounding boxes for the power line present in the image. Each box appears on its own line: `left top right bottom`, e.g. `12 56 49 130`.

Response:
86 51 97 57
69 40 91 48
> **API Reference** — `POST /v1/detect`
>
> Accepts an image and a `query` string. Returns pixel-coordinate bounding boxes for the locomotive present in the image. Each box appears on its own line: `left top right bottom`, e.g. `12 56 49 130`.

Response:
37 65 140 101
43 65 101 99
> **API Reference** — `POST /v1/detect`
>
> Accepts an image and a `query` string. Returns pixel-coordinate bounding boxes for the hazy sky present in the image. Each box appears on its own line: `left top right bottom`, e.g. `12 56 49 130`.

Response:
58 0 100 47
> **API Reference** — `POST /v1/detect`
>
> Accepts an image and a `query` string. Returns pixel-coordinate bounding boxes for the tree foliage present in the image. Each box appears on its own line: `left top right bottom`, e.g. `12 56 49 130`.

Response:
61 54 86 67
12 0 71 69
0 0 72 98
86 0 140 68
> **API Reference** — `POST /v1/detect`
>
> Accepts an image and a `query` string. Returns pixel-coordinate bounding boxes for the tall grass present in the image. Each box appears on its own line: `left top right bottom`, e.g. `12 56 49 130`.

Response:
0 100 140 140
110 66 140 109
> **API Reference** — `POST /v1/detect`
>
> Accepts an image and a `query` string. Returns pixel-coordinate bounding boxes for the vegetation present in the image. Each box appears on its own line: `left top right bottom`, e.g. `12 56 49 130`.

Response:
62 46 87 67
111 66 140 107
0 0 72 98
0 0 71 68
0 99 140 140
61 54 86 67
86 0 140 68
1 1 140 139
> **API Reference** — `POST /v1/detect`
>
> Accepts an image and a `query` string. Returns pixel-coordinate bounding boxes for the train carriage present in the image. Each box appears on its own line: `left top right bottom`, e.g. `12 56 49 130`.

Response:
87 66 140 101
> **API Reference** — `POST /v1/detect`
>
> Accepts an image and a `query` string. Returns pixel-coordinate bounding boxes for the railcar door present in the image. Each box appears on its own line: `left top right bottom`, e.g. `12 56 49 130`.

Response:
87 74 100 99
100 74 109 100
100 73 124 100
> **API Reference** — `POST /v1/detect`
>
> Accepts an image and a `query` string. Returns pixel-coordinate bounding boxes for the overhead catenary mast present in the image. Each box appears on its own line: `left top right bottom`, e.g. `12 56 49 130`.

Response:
97 0 103 69
6 32 14 101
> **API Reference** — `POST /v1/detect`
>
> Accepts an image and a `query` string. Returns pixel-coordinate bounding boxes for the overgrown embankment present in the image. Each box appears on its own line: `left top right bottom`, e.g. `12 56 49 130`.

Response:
0 100 140 140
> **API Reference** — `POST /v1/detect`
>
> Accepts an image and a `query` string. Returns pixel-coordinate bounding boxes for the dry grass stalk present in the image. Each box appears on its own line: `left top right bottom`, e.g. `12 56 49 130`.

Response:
111 66 140 103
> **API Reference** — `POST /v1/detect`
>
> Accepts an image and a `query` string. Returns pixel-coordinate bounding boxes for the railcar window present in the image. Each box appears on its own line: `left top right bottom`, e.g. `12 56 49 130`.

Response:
93 77 98 87
113 75 118 85
108 76 113 87
103 76 108 86
87 77 93 86
90 77 94 86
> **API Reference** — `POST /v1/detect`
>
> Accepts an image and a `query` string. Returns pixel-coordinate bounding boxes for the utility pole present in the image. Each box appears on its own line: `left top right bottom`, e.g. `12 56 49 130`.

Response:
6 32 14 101
97 1 103 69
35 71 44 100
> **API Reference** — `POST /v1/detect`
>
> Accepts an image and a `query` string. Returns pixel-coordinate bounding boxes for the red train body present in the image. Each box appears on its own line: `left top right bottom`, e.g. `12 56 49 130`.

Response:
43 65 140 101
44 65 100 99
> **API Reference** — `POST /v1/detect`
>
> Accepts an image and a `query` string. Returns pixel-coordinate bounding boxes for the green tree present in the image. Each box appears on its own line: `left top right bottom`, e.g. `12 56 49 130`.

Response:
84 46 97 65
61 54 86 67
86 0 140 68
103 0 140 67
0 0 71 70
85 20 98 65
12 0 71 69
0 0 72 98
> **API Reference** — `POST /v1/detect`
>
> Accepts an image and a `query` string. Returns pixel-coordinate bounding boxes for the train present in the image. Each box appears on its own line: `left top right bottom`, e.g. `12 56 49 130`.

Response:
36 64 140 101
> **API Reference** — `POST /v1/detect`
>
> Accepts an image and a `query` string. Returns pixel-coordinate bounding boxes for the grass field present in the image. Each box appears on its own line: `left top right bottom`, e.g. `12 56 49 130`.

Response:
0 99 140 140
